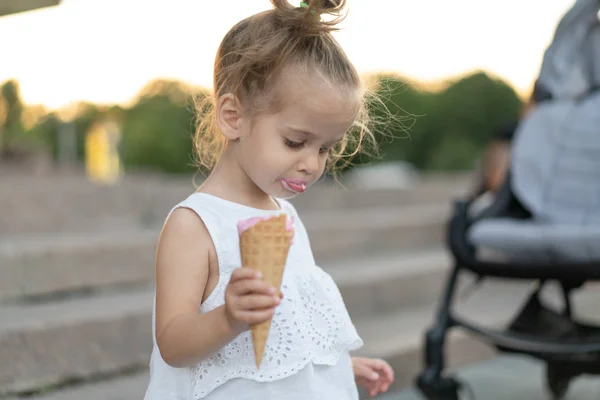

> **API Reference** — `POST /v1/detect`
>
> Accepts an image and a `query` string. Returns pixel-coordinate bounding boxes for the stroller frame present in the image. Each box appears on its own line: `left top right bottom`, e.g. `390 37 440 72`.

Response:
415 174 600 399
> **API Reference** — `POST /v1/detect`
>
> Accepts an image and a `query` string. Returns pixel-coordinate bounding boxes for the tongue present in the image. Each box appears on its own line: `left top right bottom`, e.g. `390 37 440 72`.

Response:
287 181 305 192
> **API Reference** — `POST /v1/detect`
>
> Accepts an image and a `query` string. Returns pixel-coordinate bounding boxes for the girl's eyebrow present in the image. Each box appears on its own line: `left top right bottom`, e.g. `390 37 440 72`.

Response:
287 127 315 137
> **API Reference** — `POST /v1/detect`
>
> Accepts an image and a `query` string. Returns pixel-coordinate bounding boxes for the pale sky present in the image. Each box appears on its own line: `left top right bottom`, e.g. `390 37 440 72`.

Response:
0 0 575 110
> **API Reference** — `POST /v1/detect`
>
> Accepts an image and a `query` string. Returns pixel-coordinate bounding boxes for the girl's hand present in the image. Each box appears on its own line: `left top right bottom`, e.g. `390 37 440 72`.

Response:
224 267 283 334
352 357 395 397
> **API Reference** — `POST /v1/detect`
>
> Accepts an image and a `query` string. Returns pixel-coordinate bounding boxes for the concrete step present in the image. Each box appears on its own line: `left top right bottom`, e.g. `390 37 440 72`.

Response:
0 288 153 395
1 170 471 237
2 284 498 399
292 173 471 212
306 203 450 262
12 372 149 400
19 278 600 400
0 230 158 303
329 248 451 316
20 299 487 400
0 203 450 303
0 247 452 395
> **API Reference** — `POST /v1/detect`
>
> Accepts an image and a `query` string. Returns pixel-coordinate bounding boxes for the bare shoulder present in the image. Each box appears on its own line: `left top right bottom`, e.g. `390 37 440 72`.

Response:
158 207 214 263
156 206 214 320
160 207 211 245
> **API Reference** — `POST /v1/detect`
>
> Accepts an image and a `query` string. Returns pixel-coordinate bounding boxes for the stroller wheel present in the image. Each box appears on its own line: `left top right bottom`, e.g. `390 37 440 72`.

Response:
546 364 571 399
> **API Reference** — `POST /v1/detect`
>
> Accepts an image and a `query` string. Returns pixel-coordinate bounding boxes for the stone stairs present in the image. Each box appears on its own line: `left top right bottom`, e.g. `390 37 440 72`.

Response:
0 169 471 237
0 202 450 304
0 171 533 399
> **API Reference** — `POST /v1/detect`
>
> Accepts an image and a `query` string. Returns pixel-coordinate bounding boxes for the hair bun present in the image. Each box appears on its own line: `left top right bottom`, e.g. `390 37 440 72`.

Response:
270 0 347 34
320 0 341 10
306 0 345 13
271 0 345 15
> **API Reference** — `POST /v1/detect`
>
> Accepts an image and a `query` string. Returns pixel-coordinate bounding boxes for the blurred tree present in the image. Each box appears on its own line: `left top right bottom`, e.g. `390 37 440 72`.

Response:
19 71 524 174
29 112 61 160
29 102 102 163
369 71 523 171
427 71 523 170
0 80 24 159
119 79 200 173
71 102 101 160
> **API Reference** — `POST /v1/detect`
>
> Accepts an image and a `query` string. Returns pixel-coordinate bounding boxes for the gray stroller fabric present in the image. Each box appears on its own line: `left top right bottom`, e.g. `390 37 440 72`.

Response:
469 0 600 262
469 93 600 262
537 0 600 99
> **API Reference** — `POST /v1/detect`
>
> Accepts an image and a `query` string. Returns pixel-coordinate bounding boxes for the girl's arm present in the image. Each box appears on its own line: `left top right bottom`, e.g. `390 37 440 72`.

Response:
155 207 280 368
155 207 237 367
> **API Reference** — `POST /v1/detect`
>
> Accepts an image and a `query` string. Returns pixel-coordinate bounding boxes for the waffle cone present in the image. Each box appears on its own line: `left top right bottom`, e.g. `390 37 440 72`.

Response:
239 214 293 369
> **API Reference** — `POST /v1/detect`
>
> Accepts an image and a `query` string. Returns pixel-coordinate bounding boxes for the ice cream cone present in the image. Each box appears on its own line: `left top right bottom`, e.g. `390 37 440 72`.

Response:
238 214 293 369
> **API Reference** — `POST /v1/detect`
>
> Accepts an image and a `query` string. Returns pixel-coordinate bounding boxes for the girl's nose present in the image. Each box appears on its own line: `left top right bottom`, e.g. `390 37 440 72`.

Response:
298 150 320 174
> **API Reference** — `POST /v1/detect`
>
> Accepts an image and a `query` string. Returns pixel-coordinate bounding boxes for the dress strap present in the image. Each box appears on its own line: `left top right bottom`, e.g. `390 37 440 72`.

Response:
166 193 226 270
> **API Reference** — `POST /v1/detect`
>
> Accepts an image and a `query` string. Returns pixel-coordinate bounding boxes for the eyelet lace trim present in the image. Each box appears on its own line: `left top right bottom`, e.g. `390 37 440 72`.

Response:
193 266 363 399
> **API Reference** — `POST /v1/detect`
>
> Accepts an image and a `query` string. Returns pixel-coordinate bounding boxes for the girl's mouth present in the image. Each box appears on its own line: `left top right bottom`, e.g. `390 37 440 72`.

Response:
281 179 307 194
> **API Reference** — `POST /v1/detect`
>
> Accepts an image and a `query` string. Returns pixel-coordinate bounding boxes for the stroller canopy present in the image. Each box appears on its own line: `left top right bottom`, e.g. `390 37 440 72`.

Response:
469 0 600 262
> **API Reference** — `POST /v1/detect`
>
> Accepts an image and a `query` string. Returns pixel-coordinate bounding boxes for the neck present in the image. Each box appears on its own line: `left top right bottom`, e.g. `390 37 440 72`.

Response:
198 148 278 210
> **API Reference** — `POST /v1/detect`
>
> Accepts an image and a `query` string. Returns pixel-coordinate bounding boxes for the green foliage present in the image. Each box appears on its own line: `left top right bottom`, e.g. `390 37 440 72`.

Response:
0 80 25 157
119 80 199 174
370 71 523 171
25 103 99 162
29 112 60 159
14 71 523 173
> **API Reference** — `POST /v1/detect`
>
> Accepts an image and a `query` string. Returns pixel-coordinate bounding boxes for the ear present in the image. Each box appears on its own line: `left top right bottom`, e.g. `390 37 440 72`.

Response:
216 93 245 140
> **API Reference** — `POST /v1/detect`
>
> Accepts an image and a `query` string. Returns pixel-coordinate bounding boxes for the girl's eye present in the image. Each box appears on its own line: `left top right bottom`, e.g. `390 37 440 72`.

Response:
319 147 330 154
284 138 304 149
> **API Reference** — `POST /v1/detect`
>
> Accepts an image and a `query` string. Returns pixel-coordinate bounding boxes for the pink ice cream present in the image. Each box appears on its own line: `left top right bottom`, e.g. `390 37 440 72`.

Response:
237 214 295 242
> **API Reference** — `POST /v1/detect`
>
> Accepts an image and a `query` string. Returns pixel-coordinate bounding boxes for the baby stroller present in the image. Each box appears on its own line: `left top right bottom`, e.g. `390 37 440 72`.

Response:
415 1 600 398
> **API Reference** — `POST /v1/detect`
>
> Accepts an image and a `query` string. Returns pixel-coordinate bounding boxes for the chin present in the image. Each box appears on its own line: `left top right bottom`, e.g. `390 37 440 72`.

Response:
263 181 310 200
264 187 295 200
268 186 304 200
277 191 300 200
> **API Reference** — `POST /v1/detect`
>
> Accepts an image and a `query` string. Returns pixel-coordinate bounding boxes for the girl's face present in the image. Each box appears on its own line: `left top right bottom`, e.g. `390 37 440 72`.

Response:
234 69 360 199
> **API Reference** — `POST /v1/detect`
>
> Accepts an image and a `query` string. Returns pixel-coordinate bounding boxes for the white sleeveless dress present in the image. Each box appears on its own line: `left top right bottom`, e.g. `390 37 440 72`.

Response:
144 193 363 399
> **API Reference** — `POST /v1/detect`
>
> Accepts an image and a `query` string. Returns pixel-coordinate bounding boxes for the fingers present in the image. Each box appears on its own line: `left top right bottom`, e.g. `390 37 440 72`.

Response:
375 359 394 388
240 294 281 310
358 380 384 398
362 358 394 381
230 276 276 297
235 308 277 325
229 268 283 297
353 358 379 381
380 367 393 392
353 357 395 396
378 359 394 381
370 358 393 393
229 267 261 283
226 293 280 326
356 378 377 397
225 268 283 327
226 268 284 328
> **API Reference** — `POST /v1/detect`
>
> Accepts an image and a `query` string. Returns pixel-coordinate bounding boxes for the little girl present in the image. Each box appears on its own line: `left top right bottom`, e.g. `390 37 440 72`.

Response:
145 1 395 398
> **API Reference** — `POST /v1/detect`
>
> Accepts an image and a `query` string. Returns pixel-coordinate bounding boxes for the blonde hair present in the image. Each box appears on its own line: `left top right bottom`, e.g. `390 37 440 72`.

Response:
194 0 377 173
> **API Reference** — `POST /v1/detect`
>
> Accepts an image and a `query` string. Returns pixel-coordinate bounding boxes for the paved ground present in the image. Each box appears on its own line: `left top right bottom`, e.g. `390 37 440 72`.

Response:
20 373 149 400
20 355 600 399
384 356 600 400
